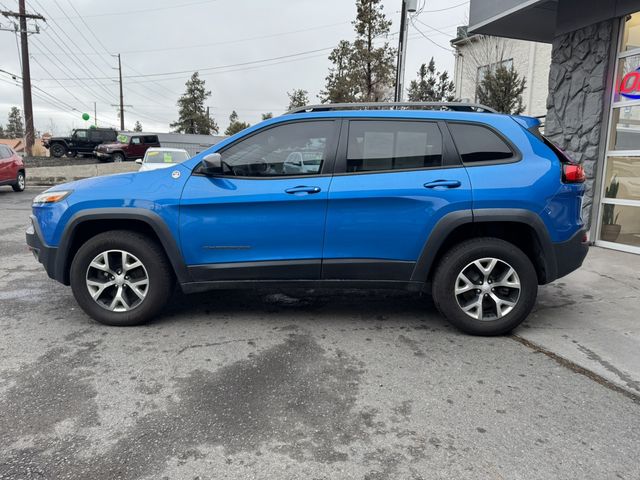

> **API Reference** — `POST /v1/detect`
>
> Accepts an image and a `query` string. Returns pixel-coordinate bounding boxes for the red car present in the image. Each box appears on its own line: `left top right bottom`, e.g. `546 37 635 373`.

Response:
0 144 25 192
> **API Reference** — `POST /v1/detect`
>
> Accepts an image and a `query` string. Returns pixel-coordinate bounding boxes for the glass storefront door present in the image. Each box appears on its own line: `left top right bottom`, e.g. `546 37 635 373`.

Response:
597 13 640 253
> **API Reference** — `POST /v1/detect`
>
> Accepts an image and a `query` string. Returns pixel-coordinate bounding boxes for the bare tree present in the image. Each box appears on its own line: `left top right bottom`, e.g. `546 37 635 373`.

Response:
455 28 513 99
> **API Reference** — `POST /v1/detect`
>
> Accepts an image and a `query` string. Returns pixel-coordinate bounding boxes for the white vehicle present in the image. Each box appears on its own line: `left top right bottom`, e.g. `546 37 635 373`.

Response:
136 148 190 172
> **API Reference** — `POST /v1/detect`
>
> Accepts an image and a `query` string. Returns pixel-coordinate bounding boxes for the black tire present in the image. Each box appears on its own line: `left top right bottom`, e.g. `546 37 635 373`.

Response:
432 237 538 336
12 170 25 192
70 230 174 326
50 143 66 158
112 152 125 163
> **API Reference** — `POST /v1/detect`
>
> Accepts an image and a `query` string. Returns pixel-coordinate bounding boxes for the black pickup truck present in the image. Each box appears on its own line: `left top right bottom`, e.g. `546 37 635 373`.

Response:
43 128 118 158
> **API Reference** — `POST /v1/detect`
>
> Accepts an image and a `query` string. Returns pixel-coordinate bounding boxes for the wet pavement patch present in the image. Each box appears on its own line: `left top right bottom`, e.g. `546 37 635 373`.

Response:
0 334 368 479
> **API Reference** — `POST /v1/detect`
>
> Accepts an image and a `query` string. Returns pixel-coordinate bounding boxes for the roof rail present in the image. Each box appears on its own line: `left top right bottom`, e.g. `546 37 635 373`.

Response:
284 102 498 115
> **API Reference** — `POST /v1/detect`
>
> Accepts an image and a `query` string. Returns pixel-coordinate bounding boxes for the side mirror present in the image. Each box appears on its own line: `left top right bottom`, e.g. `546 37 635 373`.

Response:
135 159 143 164
201 153 223 175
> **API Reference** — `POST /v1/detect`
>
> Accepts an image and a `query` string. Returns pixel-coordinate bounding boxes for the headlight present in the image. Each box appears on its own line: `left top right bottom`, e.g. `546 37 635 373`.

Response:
33 190 72 205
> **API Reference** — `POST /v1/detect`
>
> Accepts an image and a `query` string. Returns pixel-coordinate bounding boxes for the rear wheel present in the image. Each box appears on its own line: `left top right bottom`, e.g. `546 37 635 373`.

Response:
50 143 66 158
432 238 538 336
12 171 25 192
70 230 174 326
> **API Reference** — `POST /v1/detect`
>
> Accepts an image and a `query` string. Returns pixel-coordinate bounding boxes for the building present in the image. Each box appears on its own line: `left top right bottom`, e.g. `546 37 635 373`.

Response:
469 0 640 255
451 26 552 118
146 132 227 157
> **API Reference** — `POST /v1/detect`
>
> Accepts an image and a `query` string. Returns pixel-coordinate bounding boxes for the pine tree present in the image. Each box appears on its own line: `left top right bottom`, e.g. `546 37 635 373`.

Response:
6 107 24 139
224 111 250 136
133 121 143 132
476 66 526 114
407 58 455 102
351 0 396 101
286 89 309 111
170 72 219 134
261 112 273 120
319 41 359 103
321 0 396 103
0 124 5 138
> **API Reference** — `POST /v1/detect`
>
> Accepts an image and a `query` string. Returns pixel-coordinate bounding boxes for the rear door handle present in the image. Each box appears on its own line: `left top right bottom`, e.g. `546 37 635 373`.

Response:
285 186 322 194
424 180 462 189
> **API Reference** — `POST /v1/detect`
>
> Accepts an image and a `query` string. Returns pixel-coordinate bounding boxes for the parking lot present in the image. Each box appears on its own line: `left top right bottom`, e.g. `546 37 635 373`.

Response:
1 187 639 480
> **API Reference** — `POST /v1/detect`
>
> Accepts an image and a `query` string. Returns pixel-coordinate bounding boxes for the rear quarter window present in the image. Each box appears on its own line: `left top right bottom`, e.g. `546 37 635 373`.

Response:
449 123 514 164
143 136 159 144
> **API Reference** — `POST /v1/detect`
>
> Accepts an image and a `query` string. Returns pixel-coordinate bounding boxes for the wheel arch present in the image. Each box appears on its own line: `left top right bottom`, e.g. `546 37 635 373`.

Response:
55 208 189 285
411 209 558 286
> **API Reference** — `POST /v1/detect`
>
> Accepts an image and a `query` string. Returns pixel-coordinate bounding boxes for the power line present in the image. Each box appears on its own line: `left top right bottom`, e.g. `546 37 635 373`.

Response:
29 53 92 110
412 17 456 38
409 17 454 52
34 21 353 57
30 34 114 105
418 1 469 13
0 0 45 155
0 71 118 128
28 0 116 104
51 0 219 20
37 46 337 81
60 0 178 119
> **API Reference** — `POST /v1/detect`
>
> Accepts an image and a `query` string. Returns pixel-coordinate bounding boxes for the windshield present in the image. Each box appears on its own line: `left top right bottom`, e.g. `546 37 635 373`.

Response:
116 134 130 144
144 150 189 164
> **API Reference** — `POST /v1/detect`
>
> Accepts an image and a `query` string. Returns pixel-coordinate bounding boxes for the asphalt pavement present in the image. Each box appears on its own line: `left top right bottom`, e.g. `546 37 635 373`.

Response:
1 187 639 480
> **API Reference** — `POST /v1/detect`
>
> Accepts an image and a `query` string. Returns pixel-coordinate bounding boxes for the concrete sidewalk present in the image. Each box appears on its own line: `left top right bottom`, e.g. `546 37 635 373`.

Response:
516 246 640 396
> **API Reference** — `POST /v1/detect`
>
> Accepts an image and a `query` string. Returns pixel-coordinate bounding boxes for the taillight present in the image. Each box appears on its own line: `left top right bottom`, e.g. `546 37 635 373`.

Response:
542 137 586 184
563 164 586 183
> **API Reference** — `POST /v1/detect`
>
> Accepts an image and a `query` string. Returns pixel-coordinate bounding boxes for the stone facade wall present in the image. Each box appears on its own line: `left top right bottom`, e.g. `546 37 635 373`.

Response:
544 19 617 228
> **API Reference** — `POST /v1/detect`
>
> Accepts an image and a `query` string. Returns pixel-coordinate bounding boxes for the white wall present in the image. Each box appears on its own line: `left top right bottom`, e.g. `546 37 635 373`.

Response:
453 35 552 117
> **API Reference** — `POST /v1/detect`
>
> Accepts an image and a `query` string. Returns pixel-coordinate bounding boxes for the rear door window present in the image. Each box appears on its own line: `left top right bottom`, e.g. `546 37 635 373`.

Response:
448 123 514 163
143 136 159 144
346 120 443 173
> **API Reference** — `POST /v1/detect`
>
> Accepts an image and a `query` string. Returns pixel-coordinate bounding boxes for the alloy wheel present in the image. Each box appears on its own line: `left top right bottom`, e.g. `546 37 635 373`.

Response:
17 173 25 190
454 257 521 321
85 250 149 312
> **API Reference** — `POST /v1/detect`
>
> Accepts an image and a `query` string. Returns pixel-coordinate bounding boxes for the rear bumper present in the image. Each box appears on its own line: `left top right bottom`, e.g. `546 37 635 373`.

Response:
26 216 60 282
552 228 589 281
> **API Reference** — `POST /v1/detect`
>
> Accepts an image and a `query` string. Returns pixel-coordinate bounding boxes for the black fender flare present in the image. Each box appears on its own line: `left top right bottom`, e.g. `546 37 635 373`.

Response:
410 208 557 284
55 208 190 285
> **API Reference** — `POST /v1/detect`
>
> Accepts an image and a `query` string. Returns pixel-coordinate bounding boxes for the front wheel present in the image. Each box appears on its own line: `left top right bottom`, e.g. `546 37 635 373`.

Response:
112 152 125 163
432 238 538 336
70 230 174 326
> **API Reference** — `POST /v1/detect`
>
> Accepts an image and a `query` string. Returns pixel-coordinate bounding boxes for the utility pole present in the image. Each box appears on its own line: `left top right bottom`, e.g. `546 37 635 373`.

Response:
394 0 418 102
113 53 125 130
1 1 45 156
94 102 97 126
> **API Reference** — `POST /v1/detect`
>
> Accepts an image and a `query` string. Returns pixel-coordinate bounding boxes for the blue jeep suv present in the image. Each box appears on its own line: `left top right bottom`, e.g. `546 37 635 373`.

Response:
26 103 588 335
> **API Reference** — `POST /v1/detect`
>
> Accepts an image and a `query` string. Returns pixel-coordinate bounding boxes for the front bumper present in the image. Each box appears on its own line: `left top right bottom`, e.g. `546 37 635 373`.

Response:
26 216 59 282
552 228 589 281
95 151 113 160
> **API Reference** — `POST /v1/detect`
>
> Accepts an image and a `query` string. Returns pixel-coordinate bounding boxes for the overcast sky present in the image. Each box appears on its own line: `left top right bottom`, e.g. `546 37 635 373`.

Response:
0 0 469 135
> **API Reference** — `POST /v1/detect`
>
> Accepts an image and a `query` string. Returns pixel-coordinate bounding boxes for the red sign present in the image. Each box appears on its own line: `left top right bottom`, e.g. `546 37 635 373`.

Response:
619 69 640 99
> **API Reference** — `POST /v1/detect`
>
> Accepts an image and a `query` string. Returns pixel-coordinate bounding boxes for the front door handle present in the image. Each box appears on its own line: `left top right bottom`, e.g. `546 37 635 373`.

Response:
424 180 462 189
285 185 322 195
